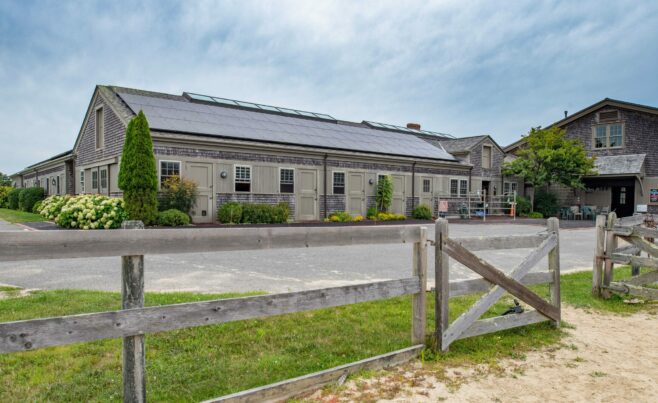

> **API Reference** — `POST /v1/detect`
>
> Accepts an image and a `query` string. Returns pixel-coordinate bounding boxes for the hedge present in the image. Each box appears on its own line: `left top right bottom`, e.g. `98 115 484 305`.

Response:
18 187 45 212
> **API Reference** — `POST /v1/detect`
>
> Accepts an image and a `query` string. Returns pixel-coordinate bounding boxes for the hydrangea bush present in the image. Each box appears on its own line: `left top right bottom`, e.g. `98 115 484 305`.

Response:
55 195 128 229
37 195 72 220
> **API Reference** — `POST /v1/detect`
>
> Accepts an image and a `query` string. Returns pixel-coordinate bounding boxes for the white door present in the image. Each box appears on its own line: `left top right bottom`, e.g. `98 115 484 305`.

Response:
391 174 406 215
347 172 366 216
185 162 213 223
297 169 318 221
420 177 433 207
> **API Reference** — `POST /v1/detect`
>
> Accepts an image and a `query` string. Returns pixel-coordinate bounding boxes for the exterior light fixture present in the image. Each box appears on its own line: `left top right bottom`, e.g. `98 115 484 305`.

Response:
220 171 228 178
368 178 374 185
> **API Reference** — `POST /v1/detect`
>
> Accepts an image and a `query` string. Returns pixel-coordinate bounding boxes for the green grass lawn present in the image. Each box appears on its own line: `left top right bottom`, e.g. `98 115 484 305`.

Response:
0 268 653 402
0 208 47 223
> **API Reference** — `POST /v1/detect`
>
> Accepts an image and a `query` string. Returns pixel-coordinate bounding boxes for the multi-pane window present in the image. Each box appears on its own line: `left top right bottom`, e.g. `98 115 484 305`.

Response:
235 165 251 192
450 179 459 197
100 169 107 189
593 124 623 149
91 171 98 190
80 171 85 193
333 172 345 194
280 168 294 193
422 178 431 193
160 161 181 186
95 108 104 149
459 179 468 197
56 176 60 194
482 145 492 169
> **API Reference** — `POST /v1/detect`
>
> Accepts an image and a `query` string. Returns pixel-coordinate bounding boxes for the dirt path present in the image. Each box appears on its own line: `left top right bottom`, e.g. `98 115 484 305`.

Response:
311 307 657 402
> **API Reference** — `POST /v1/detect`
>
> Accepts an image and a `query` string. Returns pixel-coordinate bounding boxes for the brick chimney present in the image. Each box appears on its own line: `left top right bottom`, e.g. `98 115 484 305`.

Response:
406 123 421 130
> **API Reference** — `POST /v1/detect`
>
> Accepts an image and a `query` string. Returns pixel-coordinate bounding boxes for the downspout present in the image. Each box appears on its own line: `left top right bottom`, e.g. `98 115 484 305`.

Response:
323 154 328 219
411 162 416 211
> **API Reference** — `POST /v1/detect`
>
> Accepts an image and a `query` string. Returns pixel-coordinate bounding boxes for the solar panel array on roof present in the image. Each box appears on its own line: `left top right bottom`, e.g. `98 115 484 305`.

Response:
116 92 456 161
363 121 455 138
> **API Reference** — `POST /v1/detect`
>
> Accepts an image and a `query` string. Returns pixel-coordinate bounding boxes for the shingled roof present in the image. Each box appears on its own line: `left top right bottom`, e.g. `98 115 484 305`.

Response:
593 154 646 176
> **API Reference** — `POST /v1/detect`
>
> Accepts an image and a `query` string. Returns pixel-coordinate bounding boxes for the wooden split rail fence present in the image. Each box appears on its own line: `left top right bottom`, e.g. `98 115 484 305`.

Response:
0 219 561 402
593 212 658 300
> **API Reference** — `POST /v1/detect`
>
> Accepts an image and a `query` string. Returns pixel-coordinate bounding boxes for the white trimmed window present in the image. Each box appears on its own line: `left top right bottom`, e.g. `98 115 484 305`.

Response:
459 179 468 197
80 170 85 193
280 168 294 193
95 107 104 149
482 145 492 169
100 169 107 189
333 172 345 194
160 161 181 186
450 179 459 197
593 123 623 149
235 165 251 192
422 178 431 193
91 171 98 190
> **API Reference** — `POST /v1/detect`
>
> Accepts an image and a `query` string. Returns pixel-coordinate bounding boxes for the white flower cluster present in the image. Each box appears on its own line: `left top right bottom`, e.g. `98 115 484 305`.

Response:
40 194 128 230
37 195 72 220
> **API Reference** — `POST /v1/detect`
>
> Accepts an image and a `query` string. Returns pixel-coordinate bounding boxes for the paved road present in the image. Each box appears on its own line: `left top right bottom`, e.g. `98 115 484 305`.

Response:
0 222 595 293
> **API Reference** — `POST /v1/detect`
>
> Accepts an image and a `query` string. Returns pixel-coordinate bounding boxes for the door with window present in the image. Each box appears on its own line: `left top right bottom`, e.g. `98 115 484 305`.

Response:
391 174 406 215
611 184 635 217
186 162 213 223
347 172 365 216
420 177 433 208
99 167 108 195
297 169 317 221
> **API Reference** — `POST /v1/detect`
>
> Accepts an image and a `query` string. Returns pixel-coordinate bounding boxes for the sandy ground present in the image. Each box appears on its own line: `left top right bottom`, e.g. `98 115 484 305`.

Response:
310 307 658 402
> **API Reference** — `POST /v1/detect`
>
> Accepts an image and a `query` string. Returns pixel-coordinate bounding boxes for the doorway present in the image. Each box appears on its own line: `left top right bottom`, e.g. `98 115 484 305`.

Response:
611 184 635 217
297 169 318 221
185 162 213 223
347 172 365 216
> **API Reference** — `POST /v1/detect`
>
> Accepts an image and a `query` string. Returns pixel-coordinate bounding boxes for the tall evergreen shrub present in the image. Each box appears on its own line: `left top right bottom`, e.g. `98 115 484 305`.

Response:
376 175 393 212
118 111 158 225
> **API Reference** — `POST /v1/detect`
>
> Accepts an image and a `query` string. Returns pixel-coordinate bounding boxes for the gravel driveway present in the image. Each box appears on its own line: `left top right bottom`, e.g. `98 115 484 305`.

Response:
0 222 595 293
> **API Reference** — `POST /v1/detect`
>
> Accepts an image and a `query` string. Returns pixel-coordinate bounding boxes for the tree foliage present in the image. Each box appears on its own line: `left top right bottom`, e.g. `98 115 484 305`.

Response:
502 126 596 189
118 111 158 225
376 175 393 212
0 172 11 187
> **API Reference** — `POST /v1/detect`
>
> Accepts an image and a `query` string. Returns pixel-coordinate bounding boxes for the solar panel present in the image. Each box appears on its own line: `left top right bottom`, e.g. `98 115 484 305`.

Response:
362 121 455 138
183 92 336 122
118 92 456 161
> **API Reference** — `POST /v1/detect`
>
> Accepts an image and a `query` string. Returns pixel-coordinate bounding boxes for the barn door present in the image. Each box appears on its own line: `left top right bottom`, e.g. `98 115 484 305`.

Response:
347 172 365 216
185 162 213 223
391 174 406 215
297 169 318 221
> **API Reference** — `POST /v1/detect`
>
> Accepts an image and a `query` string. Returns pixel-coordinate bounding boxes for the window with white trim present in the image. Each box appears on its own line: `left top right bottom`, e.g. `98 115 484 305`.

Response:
482 145 492 169
235 165 251 192
91 171 98 190
459 179 468 197
160 161 181 186
100 169 107 189
333 172 345 194
280 168 294 193
593 123 623 149
450 179 459 197
95 107 104 149
80 170 85 193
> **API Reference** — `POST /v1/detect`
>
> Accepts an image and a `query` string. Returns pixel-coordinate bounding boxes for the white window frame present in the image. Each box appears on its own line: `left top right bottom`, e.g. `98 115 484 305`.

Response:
234 164 252 193
459 179 468 197
279 167 295 194
91 170 98 190
95 106 104 150
159 160 181 188
100 168 108 189
422 178 431 193
80 170 85 193
449 178 459 197
332 171 346 195
592 123 624 149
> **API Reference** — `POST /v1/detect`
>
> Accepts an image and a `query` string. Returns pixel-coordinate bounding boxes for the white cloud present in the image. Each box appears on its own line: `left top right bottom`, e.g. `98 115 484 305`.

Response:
1 0 657 173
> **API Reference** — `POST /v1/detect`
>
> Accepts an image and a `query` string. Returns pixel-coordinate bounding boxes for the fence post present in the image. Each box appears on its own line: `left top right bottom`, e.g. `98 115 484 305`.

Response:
547 217 560 328
592 215 606 297
412 227 428 345
434 218 450 351
121 220 146 403
601 212 617 299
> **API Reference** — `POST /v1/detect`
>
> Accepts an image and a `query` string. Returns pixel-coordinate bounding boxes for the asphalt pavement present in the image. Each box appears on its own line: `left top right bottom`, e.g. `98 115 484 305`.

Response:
0 221 595 293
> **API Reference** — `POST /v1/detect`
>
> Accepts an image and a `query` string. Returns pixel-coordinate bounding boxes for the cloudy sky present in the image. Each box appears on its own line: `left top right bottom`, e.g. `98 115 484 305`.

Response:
1 0 658 173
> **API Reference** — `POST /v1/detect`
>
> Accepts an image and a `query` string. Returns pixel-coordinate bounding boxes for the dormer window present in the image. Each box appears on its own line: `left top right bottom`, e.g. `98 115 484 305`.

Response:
95 107 104 149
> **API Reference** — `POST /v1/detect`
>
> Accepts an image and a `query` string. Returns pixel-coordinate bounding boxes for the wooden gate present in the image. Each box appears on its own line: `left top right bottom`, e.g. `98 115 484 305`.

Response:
433 217 561 351
593 212 658 300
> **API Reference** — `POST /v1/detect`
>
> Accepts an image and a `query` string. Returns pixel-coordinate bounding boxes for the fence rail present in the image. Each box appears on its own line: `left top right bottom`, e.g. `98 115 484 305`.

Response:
593 212 658 300
0 220 561 402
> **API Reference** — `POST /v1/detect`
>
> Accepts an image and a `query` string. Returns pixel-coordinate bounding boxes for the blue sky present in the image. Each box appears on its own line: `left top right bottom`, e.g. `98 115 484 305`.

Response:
2 0 658 173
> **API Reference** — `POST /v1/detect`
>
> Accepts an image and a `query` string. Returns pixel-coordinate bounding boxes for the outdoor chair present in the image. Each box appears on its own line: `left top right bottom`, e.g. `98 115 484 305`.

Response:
582 206 595 221
559 207 572 220
570 205 583 220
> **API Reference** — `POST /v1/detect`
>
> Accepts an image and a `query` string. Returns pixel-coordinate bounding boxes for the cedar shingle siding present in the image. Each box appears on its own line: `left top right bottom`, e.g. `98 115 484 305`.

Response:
75 94 126 167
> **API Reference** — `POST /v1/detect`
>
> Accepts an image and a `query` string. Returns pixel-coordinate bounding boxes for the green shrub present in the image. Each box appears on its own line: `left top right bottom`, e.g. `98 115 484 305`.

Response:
412 204 432 220
271 202 290 223
218 201 243 224
515 195 532 216
376 175 393 212
528 211 543 219
241 203 290 224
366 207 377 219
32 201 43 214
157 209 191 226
56 195 128 229
19 187 45 212
37 195 72 220
0 186 13 208
375 212 406 221
534 190 559 218
8 188 23 210
118 112 158 225
159 176 198 215
327 211 352 222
